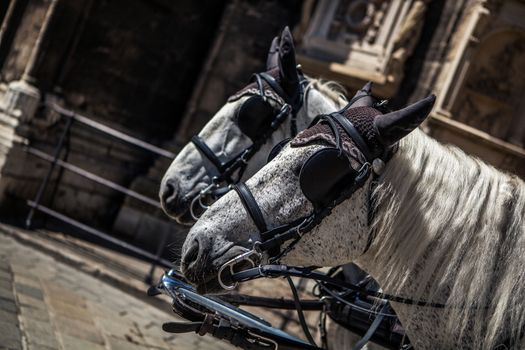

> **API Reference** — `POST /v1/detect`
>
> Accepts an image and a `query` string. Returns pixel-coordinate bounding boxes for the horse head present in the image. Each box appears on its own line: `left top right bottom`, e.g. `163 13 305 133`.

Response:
159 27 344 225
180 94 435 293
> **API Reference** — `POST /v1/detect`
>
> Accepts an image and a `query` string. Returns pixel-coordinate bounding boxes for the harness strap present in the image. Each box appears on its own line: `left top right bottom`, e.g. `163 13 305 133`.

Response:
259 73 287 102
351 303 389 350
329 113 373 161
191 135 227 172
232 265 448 308
191 135 253 185
287 276 318 347
232 183 267 233
259 72 304 136
253 73 266 100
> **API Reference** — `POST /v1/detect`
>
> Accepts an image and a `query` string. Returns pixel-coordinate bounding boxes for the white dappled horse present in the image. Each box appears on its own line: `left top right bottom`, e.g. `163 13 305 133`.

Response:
181 94 525 349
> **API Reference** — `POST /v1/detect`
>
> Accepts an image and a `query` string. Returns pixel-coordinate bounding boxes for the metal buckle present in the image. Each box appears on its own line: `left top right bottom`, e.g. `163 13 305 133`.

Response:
271 104 291 130
355 162 371 184
190 182 218 221
246 330 279 349
218 244 262 290
239 149 251 165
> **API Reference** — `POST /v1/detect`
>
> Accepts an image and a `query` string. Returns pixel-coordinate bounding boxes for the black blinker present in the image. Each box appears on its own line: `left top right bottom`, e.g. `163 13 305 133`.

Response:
299 148 358 209
236 95 276 140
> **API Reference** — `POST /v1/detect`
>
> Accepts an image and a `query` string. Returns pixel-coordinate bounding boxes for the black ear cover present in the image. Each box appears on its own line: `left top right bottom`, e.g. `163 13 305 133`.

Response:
299 148 358 208
236 95 276 140
267 138 291 163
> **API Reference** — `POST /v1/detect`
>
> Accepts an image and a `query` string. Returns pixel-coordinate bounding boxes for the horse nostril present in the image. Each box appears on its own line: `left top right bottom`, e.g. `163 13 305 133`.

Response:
183 239 200 268
161 179 178 205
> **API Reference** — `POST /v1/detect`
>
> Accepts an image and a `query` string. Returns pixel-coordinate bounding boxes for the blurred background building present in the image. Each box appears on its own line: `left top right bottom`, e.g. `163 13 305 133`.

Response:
0 0 523 259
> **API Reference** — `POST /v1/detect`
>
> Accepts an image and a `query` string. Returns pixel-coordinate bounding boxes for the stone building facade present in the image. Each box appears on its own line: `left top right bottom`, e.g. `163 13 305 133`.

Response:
0 0 523 254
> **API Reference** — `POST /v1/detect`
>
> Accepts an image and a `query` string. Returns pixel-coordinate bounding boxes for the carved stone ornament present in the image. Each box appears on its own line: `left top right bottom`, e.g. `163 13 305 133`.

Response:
431 0 525 148
299 0 428 96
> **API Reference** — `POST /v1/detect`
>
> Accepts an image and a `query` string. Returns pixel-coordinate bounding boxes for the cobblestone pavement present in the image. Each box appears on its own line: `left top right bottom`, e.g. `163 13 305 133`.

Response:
0 232 235 350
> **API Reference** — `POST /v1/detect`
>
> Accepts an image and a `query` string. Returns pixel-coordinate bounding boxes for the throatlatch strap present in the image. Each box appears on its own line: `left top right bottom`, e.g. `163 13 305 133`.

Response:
232 183 267 233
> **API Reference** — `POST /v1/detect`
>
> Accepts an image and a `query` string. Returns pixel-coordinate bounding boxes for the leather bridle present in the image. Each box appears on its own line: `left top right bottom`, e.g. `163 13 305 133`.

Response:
217 109 451 311
189 71 305 220
217 111 375 291
212 112 419 349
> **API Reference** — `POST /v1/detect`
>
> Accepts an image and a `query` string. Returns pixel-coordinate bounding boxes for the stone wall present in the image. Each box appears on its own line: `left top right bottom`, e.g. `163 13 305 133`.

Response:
412 0 525 178
115 0 304 251
175 0 304 142
0 0 304 254
0 0 226 234
0 0 51 83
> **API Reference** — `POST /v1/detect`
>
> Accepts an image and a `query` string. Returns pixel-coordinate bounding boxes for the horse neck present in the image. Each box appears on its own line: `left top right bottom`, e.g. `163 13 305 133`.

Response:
356 129 525 348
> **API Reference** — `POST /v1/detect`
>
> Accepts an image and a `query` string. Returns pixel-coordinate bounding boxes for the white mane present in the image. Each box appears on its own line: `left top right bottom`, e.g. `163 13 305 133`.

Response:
305 78 348 108
365 129 525 349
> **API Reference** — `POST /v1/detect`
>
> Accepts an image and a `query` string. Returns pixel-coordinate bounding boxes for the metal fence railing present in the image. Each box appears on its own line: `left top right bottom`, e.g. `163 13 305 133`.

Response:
24 103 176 283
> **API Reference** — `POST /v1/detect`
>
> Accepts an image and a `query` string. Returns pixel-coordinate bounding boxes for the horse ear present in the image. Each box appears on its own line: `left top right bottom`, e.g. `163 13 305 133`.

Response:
266 36 280 70
278 26 299 97
348 81 374 108
374 95 436 146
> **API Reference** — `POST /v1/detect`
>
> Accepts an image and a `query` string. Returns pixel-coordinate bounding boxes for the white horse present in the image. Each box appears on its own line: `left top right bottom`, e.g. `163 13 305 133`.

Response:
180 95 525 349
160 27 387 349
159 27 348 226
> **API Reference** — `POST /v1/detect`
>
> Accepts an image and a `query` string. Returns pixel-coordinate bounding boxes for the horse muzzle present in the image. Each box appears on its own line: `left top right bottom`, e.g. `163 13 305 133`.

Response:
182 239 255 292
159 178 200 226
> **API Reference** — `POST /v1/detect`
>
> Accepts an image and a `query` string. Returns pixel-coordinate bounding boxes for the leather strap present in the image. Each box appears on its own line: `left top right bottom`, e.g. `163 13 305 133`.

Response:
259 72 288 102
163 321 201 333
191 135 226 172
330 113 373 161
232 183 267 233
233 265 448 308
254 73 266 98
287 276 318 347
260 72 303 115
351 303 389 350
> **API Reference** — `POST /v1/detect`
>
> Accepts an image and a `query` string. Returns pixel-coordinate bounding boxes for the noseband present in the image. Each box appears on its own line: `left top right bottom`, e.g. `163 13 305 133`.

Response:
190 71 305 220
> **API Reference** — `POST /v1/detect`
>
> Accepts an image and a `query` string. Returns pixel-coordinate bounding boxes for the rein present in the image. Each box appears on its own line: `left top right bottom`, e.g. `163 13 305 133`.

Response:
231 265 447 309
